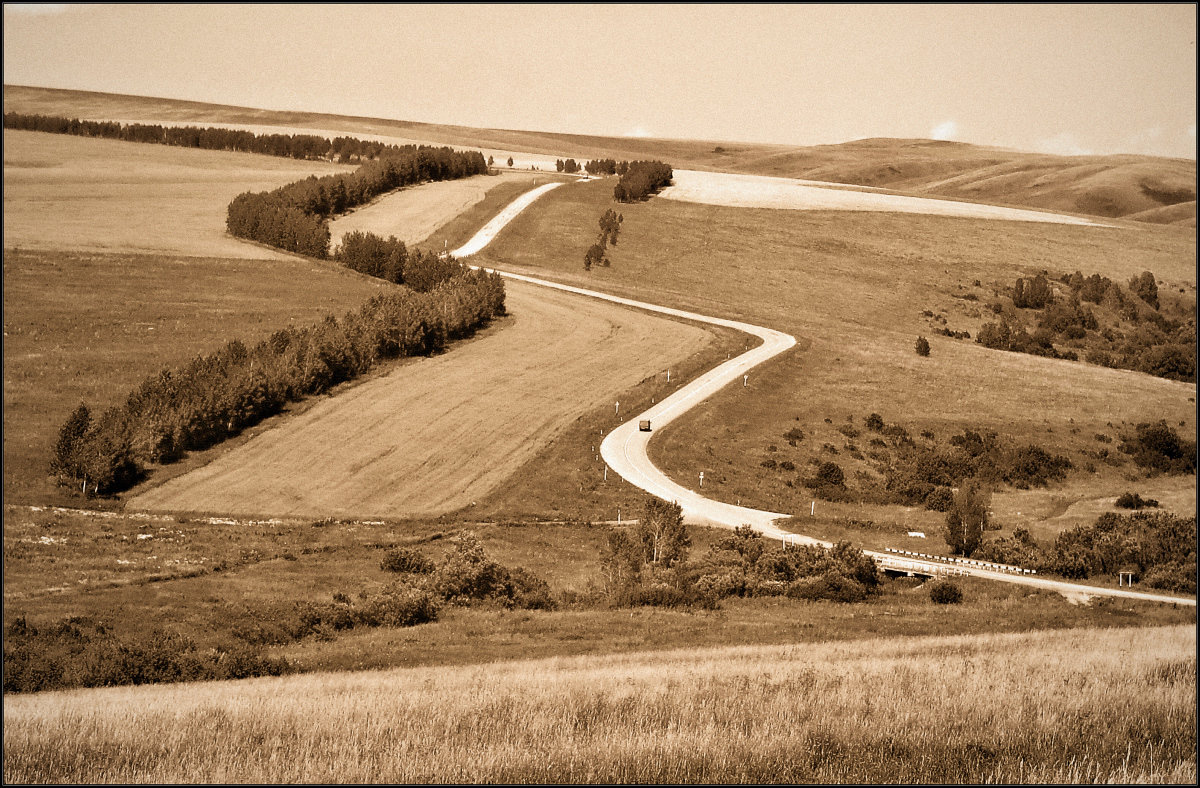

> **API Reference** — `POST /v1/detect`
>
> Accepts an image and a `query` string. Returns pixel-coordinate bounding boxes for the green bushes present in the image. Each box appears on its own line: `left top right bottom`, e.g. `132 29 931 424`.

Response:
3 616 292 694
380 547 436 574
51 267 506 497
928 579 964 604
1048 511 1196 591
971 268 1194 382
1119 421 1197 474
1115 492 1160 510
604 517 882 609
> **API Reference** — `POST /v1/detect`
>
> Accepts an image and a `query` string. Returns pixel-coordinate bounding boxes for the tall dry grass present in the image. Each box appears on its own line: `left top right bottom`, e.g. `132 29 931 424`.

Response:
4 625 1194 784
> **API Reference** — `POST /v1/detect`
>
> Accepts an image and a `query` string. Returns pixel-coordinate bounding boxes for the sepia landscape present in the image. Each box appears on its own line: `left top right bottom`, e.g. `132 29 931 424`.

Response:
3 4 1196 784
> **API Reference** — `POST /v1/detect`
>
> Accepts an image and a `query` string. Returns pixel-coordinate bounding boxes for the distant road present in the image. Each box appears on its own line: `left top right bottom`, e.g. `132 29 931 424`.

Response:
457 184 1194 607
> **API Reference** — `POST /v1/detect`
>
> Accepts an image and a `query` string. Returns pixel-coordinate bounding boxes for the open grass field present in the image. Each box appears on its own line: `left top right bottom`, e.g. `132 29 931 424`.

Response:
3 624 1193 783
2 129 353 259
471 176 1196 543
126 280 712 520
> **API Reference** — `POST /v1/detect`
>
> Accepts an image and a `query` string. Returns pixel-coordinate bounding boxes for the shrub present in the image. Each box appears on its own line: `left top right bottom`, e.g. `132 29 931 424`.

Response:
915 336 930 357
1120 420 1197 474
360 584 440 627
928 579 964 604
1115 492 1160 510
924 486 955 512
865 413 885 432
380 547 435 574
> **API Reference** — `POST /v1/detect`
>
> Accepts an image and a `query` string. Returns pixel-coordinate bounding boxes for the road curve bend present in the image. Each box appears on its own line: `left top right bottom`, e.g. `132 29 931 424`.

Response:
454 183 1195 607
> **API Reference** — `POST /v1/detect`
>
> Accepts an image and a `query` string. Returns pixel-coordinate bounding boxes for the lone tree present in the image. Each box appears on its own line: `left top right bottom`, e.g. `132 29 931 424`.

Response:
1129 270 1159 310
506 156 513 167
915 336 930 357
638 498 690 566
944 479 991 556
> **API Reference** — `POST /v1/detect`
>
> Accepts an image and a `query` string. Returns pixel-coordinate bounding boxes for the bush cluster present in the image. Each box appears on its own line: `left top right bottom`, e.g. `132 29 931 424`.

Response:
1114 492 1160 510
427 532 555 610
51 267 506 496
1118 421 1197 474
973 268 1195 382
613 161 673 202
3 616 292 694
1049 511 1196 592
927 579 964 604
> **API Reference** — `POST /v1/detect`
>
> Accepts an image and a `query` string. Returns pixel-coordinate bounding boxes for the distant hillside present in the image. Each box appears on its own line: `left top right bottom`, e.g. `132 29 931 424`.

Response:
5 85 1195 224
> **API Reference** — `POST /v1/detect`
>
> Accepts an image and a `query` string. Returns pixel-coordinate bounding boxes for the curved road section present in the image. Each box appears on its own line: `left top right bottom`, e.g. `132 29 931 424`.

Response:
455 183 1195 607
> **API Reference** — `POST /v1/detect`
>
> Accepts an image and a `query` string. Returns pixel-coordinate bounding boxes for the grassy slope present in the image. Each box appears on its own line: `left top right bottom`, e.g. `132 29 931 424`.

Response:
3 624 1194 784
469 177 1196 546
5 85 1194 223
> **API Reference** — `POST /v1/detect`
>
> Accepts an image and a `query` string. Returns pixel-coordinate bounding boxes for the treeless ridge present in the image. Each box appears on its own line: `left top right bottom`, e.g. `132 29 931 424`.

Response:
128 280 711 518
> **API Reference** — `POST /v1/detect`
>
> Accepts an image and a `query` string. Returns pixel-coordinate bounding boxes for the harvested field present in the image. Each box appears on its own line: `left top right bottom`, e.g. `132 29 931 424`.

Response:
2 130 352 259
660 169 1107 225
327 171 551 250
128 279 713 519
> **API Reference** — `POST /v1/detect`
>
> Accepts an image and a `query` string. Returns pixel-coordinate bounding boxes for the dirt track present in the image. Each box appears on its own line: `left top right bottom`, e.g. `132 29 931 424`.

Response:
128 280 711 519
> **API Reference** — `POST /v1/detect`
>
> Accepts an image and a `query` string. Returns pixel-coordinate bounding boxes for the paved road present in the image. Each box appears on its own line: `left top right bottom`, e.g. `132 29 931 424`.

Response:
454 184 1196 607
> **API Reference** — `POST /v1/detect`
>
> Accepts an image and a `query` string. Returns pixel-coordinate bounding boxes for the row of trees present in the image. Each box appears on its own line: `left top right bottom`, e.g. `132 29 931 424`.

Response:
613 160 673 202
51 266 506 496
3 111 482 166
226 145 488 257
335 231 469 291
583 209 623 271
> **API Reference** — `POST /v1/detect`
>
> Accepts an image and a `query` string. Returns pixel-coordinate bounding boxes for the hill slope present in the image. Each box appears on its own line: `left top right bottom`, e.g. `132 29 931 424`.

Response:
5 85 1194 223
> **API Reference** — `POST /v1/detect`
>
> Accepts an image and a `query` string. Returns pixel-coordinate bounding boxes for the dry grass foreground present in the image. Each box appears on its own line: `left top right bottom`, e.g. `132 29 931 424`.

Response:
3 624 1194 784
2 129 352 259
128 278 712 519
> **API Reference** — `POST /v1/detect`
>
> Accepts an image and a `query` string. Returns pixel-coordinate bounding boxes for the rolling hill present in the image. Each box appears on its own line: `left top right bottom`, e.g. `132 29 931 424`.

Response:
5 84 1194 224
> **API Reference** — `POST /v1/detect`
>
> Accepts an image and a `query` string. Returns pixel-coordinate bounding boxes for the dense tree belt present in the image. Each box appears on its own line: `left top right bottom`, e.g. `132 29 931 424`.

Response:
4 110 479 165
614 161 674 202
225 144 488 258
52 265 506 497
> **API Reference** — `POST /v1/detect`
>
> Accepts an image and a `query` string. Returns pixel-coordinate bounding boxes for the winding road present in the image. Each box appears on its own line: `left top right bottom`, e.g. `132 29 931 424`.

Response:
459 182 1194 607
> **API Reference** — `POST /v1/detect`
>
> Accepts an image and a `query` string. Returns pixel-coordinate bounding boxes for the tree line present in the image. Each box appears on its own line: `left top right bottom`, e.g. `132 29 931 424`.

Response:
226 145 488 257
4 111 482 165
614 160 673 202
584 209 622 270
51 265 506 497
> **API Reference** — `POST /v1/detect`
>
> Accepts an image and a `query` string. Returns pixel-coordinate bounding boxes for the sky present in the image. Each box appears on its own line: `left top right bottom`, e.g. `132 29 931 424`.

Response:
3 3 1196 159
